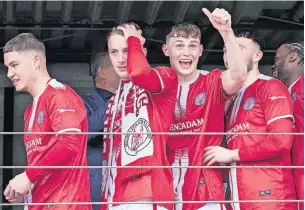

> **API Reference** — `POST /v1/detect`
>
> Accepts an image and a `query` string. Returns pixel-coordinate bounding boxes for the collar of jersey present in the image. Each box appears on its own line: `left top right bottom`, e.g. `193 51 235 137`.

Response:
33 79 54 101
179 70 200 86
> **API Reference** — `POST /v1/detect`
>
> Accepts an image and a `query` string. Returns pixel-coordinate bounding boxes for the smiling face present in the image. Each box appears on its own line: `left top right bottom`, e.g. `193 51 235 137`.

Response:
4 51 38 92
162 23 203 82
272 44 291 82
163 36 203 79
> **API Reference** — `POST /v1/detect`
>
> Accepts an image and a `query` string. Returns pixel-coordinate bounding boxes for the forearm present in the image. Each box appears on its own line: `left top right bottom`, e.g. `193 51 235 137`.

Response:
237 118 293 162
222 31 247 82
127 37 162 92
25 134 81 182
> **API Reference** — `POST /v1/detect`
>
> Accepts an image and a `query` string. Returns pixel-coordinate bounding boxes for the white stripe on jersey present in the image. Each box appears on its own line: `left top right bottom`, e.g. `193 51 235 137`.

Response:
172 148 189 210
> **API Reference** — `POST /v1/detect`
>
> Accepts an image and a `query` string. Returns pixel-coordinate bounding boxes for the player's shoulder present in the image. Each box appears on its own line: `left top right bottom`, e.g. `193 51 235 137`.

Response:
48 79 74 94
46 79 80 101
198 68 224 78
256 74 290 99
258 74 286 89
197 69 223 84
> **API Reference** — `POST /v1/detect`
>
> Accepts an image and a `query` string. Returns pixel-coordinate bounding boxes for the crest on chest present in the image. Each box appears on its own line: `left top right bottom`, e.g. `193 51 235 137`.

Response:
195 92 206 106
243 97 255 110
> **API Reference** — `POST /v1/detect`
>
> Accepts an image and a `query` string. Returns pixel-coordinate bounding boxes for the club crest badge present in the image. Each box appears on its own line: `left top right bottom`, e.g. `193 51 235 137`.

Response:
195 92 206 106
124 118 152 156
243 97 255 110
37 110 44 125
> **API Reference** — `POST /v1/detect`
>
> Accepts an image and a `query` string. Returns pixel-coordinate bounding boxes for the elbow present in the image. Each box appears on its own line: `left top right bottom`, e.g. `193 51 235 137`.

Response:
59 134 82 154
277 135 293 154
128 67 142 81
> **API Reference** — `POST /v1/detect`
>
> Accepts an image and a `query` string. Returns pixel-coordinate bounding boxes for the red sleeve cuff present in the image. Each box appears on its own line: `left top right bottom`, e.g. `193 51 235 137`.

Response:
26 168 43 183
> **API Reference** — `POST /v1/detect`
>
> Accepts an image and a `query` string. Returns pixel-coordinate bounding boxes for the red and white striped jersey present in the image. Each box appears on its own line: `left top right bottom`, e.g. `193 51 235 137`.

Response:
167 69 229 210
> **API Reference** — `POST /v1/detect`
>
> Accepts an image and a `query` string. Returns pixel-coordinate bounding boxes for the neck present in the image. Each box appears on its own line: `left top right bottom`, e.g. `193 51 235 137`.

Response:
29 72 51 98
242 67 261 87
287 70 303 87
177 69 198 83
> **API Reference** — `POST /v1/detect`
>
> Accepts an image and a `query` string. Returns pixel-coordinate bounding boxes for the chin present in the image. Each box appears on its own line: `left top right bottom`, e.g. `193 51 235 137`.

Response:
177 68 196 76
118 72 129 80
15 86 23 92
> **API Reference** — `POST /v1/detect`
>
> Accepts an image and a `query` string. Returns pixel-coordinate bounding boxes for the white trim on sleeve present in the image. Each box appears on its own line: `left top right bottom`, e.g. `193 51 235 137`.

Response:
267 114 294 125
151 68 164 91
57 128 81 134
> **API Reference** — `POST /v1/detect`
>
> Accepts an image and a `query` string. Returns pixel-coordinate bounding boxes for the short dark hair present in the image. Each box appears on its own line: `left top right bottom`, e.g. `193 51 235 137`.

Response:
3 33 45 55
233 28 265 51
166 22 201 43
91 52 112 84
284 41 304 66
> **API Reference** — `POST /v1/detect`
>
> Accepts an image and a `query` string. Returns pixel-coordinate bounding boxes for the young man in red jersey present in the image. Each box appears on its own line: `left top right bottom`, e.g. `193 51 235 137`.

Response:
203 29 297 210
272 41 304 210
161 8 247 210
3 33 92 210
101 23 178 210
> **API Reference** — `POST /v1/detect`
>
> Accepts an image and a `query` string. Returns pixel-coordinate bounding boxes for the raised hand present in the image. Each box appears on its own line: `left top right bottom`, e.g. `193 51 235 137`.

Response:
117 24 146 45
202 8 232 35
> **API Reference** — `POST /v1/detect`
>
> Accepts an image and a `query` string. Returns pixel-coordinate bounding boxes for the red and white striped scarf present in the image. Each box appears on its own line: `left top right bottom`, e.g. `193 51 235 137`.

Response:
102 80 154 196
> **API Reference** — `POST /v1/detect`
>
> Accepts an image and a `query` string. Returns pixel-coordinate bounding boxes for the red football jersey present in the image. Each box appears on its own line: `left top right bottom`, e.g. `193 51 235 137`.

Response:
226 74 296 210
23 79 91 210
101 37 177 210
167 69 229 210
289 75 304 209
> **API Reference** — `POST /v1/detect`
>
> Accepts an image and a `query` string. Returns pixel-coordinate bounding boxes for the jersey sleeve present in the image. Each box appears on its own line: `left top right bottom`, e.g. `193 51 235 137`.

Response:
48 89 86 133
206 69 233 103
238 118 293 161
238 79 294 161
260 79 294 125
127 36 178 94
25 89 87 182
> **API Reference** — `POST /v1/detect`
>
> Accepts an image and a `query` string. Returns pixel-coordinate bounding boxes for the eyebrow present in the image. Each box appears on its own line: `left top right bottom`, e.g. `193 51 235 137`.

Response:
189 40 200 44
5 61 17 67
109 47 128 51
173 40 183 44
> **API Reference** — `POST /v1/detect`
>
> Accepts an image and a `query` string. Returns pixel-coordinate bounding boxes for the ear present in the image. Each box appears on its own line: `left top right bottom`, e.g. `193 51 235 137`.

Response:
199 44 204 57
288 51 298 63
162 44 169 57
98 68 107 79
33 55 41 69
142 48 148 56
253 50 263 63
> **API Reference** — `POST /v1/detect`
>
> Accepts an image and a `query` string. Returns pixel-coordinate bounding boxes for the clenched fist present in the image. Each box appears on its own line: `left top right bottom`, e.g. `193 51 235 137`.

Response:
202 8 232 35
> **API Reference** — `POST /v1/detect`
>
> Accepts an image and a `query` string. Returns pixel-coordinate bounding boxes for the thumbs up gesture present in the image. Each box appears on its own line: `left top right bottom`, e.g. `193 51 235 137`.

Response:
202 8 232 35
